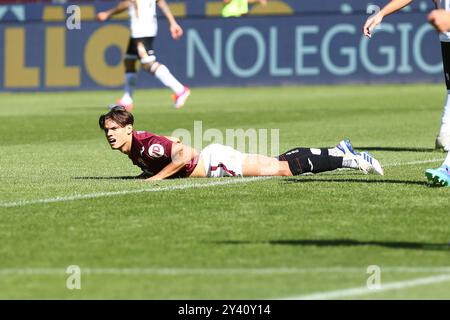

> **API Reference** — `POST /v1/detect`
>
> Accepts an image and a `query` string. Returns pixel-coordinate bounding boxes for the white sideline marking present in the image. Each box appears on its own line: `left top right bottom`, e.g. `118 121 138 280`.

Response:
0 266 449 276
385 158 445 167
283 274 450 300
0 158 445 208
0 177 271 208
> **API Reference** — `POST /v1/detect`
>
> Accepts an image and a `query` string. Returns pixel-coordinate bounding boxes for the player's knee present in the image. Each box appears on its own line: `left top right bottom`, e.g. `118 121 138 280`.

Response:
143 61 163 75
143 59 163 75
141 54 156 66
278 162 293 176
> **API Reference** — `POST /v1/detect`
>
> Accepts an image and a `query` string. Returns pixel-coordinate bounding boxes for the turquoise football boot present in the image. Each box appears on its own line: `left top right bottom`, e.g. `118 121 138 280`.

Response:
425 165 450 187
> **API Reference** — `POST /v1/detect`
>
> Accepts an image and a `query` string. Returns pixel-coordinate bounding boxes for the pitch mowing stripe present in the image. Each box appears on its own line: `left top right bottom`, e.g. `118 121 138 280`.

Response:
0 158 446 208
0 267 449 276
0 177 272 208
283 274 450 300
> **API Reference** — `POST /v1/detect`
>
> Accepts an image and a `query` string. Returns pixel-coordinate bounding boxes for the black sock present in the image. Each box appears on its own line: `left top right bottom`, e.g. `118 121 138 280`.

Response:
279 148 343 175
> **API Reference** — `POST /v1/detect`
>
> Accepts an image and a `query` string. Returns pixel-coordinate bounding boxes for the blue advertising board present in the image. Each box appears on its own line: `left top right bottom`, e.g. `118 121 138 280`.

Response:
0 1 444 91
0 1 439 21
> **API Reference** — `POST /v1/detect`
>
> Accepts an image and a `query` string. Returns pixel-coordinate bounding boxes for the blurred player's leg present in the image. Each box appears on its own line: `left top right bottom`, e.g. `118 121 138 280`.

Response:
436 90 450 151
153 65 190 109
137 39 190 109
117 38 139 111
436 42 450 151
117 59 137 111
425 151 450 186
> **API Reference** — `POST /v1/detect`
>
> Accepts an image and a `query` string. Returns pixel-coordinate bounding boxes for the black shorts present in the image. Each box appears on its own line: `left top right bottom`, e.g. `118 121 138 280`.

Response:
125 37 155 60
441 42 450 89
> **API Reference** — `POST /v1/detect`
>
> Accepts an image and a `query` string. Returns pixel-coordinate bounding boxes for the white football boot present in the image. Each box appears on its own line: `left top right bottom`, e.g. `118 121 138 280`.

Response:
356 151 384 176
336 139 384 176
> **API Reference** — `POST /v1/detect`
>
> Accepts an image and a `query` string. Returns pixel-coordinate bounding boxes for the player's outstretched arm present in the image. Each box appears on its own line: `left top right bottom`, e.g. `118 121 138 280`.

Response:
157 0 183 40
428 9 450 32
97 0 131 21
363 0 413 38
145 142 196 181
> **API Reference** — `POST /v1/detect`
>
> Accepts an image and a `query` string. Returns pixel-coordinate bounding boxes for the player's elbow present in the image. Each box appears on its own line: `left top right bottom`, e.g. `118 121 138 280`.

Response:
172 145 195 165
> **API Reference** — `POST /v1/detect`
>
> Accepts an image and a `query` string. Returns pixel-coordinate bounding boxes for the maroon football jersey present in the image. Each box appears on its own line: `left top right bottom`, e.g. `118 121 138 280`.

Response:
128 131 198 179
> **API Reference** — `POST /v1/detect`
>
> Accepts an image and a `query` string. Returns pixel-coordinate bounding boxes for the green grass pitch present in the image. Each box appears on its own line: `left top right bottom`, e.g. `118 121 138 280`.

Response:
0 84 449 299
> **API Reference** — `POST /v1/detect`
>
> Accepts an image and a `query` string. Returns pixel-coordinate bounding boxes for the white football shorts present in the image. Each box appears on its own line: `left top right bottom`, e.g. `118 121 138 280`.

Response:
200 144 245 177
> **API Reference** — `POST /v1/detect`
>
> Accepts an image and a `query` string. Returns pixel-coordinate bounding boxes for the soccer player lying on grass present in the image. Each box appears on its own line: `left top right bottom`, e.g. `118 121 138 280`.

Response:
99 106 384 181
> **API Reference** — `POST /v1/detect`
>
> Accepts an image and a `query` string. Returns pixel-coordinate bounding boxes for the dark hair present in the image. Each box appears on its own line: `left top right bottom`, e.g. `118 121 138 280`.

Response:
99 105 134 130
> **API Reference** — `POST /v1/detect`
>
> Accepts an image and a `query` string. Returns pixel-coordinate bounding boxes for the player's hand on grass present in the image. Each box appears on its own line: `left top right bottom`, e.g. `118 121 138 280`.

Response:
96 11 110 22
170 23 183 40
428 9 450 33
363 13 383 38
